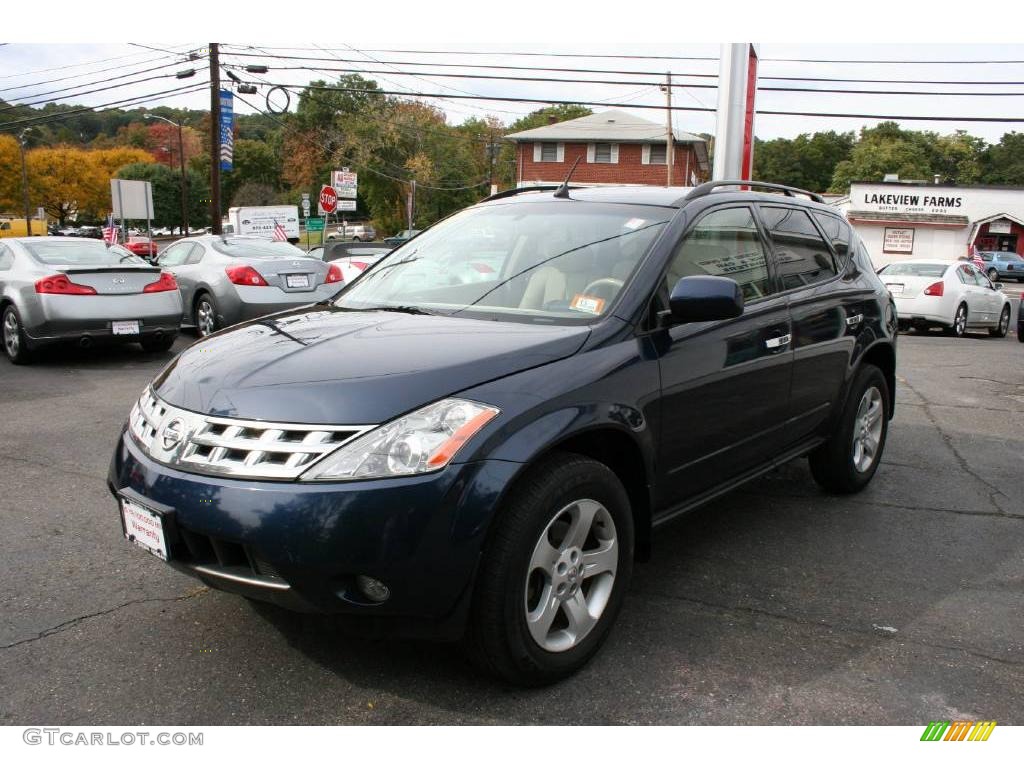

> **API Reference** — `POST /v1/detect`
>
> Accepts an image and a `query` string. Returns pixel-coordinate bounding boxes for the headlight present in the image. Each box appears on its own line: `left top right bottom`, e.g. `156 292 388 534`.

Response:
301 398 499 481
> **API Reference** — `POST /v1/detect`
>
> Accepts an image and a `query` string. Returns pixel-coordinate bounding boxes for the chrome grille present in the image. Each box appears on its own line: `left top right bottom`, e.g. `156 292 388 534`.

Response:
127 388 374 480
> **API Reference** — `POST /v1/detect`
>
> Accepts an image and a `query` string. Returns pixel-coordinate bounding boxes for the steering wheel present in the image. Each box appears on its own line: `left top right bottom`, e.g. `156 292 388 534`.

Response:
580 277 624 297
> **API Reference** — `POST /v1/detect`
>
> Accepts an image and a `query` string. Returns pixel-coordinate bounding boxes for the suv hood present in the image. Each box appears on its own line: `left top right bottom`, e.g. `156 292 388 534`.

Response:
152 307 590 424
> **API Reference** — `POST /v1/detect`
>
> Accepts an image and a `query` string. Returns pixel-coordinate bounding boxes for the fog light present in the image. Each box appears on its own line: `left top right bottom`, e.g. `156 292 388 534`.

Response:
356 575 390 603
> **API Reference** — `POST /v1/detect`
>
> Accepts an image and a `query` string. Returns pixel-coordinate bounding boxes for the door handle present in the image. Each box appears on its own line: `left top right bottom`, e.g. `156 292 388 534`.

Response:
765 333 791 350
846 313 864 327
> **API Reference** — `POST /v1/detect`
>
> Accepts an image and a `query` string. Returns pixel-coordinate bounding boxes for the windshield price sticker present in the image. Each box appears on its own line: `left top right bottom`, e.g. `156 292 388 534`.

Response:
623 218 646 230
571 294 606 315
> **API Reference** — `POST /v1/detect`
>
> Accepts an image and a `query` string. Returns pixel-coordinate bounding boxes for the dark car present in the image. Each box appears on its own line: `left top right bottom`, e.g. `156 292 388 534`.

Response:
383 228 421 247
108 182 897 684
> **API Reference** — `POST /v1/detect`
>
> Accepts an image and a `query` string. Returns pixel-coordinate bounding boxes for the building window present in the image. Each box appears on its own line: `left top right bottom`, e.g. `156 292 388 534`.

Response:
649 144 667 164
594 143 613 163
532 142 564 163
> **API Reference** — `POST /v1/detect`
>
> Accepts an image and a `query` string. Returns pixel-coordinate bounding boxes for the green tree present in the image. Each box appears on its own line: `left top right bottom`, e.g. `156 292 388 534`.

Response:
754 131 854 192
829 122 933 192
115 162 181 229
981 132 1024 185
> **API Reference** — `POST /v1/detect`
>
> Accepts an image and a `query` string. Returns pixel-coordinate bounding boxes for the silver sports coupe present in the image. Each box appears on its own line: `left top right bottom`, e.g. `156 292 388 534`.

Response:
1 237 183 364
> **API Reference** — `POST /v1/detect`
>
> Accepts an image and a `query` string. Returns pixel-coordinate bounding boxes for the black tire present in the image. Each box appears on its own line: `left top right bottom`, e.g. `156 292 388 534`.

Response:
194 293 219 338
990 305 1011 338
140 334 176 353
944 303 968 337
2 305 32 365
465 452 634 686
809 364 890 495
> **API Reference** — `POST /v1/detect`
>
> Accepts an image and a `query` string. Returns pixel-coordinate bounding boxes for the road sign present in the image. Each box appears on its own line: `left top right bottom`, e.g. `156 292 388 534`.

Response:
305 217 325 232
332 169 357 199
337 200 357 212
301 199 310 216
318 185 338 214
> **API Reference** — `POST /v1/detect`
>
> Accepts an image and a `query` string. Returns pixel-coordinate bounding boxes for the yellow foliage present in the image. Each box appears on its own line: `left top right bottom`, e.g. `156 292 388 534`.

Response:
0 134 25 212
92 147 155 177
26 145 110 222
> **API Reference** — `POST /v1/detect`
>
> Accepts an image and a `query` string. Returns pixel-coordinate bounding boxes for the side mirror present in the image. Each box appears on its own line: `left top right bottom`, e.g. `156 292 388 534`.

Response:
994 282 1004 290
667 275 744 324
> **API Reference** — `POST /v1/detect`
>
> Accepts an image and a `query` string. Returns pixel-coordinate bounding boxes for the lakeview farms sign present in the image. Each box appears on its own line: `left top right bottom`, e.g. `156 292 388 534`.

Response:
859 191 965 216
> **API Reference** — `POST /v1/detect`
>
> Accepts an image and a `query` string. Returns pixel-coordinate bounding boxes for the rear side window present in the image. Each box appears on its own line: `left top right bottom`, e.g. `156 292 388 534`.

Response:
185 245 205 265
812 211 850 266
159 243 194 267
0 244 13 270
760 206 838 290
666 206 773 302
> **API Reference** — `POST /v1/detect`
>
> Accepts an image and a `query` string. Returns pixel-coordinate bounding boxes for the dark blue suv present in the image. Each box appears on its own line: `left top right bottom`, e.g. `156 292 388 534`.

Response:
109 181 897 685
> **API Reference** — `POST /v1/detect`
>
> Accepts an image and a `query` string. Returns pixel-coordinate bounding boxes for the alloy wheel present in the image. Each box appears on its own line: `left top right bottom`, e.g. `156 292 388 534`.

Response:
196 300 215 337
954 305 967 337
524 498 618 653
999 307 1010 335
852 386 884 473
3 309 19 359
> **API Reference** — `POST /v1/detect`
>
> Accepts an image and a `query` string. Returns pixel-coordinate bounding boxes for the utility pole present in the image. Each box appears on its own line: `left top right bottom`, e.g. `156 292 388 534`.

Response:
664 72 673 187
209 43 222 235
19 129 32 236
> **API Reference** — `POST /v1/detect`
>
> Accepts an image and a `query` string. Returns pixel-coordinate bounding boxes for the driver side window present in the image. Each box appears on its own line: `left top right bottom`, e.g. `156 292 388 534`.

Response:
664 206 774 303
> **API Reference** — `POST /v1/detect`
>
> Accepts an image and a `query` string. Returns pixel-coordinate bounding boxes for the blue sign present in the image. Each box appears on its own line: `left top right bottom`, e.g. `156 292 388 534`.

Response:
219 89 234 172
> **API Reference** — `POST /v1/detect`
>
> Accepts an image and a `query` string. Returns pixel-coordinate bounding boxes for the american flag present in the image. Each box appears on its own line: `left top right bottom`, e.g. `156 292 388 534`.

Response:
970 244 985 270
102 214 119 244
271 220 287 242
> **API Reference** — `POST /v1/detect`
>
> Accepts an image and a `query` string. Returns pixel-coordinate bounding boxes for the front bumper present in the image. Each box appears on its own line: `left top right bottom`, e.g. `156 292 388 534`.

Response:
108 430 521 637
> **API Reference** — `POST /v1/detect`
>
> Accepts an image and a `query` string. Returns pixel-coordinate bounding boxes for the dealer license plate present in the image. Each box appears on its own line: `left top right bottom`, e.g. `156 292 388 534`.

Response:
112 320 140 335
886 283 904 297
120 497 168 560
286 274 310 288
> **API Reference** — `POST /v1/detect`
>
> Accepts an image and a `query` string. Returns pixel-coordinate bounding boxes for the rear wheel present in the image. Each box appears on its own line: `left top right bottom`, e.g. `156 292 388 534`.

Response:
194 293 218 338
466 453 634 686
990 305 1011 338
2 305 32 365
945 303 968 337
809 364 890 495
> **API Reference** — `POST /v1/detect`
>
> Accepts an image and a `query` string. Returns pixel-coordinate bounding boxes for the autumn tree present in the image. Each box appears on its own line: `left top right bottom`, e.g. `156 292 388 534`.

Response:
26 146 108 224
0 134 22 211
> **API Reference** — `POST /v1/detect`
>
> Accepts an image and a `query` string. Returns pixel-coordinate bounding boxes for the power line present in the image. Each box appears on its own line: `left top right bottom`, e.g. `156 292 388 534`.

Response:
0 59 205 113
0 52 180 95
239 79 1024 123
219 49 1024 87
0 45 191 81
0 83 209 131
221 61 1024 98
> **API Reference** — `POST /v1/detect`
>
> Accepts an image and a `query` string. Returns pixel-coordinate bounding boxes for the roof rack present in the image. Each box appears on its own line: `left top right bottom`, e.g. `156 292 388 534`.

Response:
482 185 581 202
679 180 825 205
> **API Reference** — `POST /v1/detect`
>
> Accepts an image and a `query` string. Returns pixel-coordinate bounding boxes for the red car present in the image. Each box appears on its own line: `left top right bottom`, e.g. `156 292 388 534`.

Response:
124 237 158 258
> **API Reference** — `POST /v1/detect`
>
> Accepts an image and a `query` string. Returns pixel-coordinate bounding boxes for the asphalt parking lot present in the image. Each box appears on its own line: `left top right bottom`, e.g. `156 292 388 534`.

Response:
1 325 1022 725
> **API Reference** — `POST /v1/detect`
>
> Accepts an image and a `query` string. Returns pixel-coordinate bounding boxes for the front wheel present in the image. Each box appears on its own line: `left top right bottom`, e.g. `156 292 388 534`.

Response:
990 305 1011 338
809 364 890 494
466 453 634 686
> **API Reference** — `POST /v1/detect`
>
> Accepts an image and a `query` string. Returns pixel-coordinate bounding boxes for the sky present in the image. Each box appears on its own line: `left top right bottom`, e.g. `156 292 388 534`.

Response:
3 4 1024 145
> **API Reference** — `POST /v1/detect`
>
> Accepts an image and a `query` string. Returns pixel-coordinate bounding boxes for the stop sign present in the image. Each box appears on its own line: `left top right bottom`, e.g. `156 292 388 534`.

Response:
319 185 338 214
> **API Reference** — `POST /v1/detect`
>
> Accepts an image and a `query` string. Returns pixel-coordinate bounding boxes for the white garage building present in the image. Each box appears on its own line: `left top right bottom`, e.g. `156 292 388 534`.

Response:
835 181 1024 268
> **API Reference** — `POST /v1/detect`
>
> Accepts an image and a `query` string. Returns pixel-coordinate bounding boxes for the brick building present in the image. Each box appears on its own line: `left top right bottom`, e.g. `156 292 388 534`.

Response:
505 109 710 188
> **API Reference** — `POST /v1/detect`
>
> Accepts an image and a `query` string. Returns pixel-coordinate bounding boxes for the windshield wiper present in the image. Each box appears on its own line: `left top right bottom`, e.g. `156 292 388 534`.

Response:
361 304 434 315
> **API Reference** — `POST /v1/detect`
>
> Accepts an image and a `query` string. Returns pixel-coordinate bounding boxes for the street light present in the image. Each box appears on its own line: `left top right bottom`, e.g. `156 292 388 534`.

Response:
18 128 33 236
144 113 189 236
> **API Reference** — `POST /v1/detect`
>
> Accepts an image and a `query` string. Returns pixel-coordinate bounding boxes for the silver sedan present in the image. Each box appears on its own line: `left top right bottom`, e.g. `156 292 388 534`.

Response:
156 235 344 337
0 237 183 364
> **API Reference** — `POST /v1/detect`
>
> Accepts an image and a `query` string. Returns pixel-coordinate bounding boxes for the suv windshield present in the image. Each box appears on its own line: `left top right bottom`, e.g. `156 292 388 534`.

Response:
24 240 148 266
335 201 671 324
211 239 310 260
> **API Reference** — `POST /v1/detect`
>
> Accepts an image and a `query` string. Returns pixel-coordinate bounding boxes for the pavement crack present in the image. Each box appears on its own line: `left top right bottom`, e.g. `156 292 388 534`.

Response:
641 589 1023 667
897 378 1016 517
0 587 208 651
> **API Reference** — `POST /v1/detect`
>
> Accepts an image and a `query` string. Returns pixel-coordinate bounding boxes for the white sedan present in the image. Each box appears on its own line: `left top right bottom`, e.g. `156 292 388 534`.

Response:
879 259 1012 338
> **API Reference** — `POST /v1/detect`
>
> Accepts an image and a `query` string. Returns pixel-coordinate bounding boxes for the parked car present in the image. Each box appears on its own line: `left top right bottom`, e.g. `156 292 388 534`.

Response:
1 237 181 363
109 181 897 685
324 243 392 284
124 236 159 260
976 250 1024 283
76 225 103 240
327 222 377 242
383 229 421 247
879 259 1012 337
154 235 345 337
